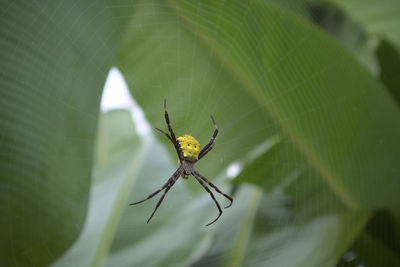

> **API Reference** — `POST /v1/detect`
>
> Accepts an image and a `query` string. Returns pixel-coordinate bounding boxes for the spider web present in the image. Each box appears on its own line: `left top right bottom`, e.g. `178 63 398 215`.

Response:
1 0 398 267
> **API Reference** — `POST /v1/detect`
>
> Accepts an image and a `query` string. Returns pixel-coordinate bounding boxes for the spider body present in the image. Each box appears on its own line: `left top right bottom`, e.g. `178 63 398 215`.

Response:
130 99 233 226
177 134 200 161
182 160 195 176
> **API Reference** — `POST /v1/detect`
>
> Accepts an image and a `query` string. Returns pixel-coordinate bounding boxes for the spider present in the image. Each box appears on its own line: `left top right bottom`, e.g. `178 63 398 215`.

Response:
130 99 233 226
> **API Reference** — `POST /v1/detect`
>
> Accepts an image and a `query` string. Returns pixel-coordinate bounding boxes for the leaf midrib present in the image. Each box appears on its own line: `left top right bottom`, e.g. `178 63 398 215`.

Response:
228 187 263 267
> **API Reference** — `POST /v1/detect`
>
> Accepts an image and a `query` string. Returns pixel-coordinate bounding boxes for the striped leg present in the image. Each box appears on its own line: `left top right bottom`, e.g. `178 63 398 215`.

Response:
194 171 233 208
199 115 218 159
193 173 223 226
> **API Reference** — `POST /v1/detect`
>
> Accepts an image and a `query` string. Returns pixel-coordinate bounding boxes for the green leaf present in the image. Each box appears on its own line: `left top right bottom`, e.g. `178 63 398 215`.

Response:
376 39 400 104
191 185 264 267
117 0 400 214
365 210 400 256
337 233 400 266
0 1 122 265
326 0 400 52
51 110 144 267
313 0 400 103
234 137 345 219
193 187 368 267
266 0 309 18
242 212 368 267
308 2 380 75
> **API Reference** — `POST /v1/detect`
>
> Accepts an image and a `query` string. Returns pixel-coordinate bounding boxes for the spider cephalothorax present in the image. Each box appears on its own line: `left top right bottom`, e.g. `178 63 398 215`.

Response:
130 99 233 226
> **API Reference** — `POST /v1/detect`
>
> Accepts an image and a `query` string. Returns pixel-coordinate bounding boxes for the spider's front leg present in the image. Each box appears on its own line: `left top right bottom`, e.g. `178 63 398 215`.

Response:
164 99 177 141
162 99 184 161
155 127 183 163
198 115 218 159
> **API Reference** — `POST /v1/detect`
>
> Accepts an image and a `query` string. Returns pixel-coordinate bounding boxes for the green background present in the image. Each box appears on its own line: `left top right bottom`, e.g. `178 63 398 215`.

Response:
1 0 399 266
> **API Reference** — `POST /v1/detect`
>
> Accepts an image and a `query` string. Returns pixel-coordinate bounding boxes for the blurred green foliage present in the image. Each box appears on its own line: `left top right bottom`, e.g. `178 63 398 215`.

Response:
1 0 399 266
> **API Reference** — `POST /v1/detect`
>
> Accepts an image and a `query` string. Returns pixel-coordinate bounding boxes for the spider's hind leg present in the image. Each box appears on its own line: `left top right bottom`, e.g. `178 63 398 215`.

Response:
130 186 167 206
146 179 176 223
145 167 183 223
130 167 182 207
193 174 223 226
193 171 233 208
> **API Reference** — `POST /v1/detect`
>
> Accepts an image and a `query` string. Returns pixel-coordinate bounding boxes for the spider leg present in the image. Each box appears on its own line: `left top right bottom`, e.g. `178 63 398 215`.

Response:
155 127 183 163
164 99 178 141
193 171 233 208
146 177 178 223
198 144 213 160
163 99 184 161
155 127 173 142
193 174 223 226
130 167 182 206
198 115 218 159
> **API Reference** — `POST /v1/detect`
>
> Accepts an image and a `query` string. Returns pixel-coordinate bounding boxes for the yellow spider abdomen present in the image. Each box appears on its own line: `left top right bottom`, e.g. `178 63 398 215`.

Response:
177 134 200 161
